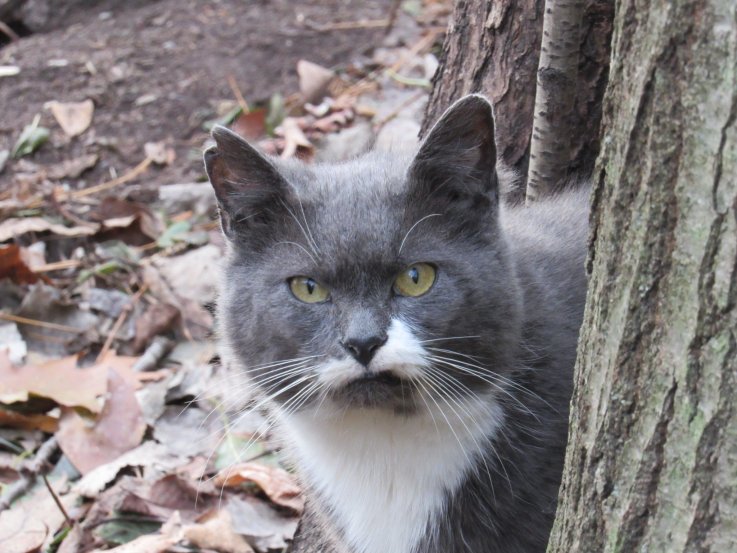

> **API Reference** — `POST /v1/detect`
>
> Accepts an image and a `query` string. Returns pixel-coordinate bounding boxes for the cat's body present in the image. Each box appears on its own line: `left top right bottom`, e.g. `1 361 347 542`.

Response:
205 96 589 553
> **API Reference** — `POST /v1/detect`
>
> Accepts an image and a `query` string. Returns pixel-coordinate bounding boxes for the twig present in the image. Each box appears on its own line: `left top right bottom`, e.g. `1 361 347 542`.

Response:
0 312 82 333
0 20 20 42
0 436 58 511
304 18 390 31
96 284 148 363
132 336 173 372
42 474 72 526
32 259 82 273
227 75 250 114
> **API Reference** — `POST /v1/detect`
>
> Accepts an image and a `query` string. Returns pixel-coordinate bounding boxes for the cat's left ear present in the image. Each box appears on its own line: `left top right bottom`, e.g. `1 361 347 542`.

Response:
409 94 498 211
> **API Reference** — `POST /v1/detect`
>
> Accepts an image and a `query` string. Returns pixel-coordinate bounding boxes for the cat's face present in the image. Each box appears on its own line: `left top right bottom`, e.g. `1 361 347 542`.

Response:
207 96 523 416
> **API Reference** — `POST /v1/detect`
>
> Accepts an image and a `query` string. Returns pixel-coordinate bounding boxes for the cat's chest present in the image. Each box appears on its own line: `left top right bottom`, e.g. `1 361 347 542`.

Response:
282 402 503 553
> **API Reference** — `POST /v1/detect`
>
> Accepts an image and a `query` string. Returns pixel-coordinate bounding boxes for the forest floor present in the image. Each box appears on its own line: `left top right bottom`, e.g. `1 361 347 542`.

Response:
0 0 449 551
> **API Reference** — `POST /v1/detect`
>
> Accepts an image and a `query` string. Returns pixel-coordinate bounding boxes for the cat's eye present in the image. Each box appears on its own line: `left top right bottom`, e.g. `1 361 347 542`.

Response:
288 276 330 303
393 263 436 297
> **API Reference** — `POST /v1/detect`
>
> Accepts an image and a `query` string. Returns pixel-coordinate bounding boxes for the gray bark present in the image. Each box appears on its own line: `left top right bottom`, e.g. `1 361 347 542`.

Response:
548 0 737 551
526 0 585 202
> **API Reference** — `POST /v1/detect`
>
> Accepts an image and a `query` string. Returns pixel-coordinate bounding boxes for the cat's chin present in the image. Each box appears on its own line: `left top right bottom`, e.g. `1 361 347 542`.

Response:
328 372 418 413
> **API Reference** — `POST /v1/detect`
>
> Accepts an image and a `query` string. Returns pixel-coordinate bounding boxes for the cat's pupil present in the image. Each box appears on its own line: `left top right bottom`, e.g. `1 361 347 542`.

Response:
409 267 419 284
306 279 316 294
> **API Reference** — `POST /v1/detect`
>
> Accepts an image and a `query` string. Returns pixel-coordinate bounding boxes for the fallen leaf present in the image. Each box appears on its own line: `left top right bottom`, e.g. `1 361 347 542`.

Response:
0 216 97 242
297 60 335 104
0 504 48 553
12 115 49 158
57 369 146 474
47 99 94 137
91 511 183 553
74 441 181 497
0 244 40 285
47 153 98 180
232 108 267 140
0 350 106 412
0 408 58 433
0 322 26 364
184 509 254 553
279 117 313 160
144 141 176 165
227 496 299 551
132 303 179 353
152 245 221 305
214 462 304 513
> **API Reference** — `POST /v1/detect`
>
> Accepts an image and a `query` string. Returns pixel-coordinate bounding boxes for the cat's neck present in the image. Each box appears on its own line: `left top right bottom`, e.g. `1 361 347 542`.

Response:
280 397 504 553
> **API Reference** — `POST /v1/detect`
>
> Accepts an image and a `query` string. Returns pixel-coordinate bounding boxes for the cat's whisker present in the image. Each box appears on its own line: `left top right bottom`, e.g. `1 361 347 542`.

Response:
425 366 513 497
428 356 542 423
398 213 442 255
274 241 318 264
422 368 500 499
418 335 481 344
280 199 320 258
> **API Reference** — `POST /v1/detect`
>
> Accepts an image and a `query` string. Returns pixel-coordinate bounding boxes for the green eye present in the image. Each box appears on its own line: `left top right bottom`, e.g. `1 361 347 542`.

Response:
393 263 436 297
289 276 330 303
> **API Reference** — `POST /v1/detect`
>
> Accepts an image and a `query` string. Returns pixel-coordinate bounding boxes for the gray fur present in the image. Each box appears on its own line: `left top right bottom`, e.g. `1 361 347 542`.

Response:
205 95 589 553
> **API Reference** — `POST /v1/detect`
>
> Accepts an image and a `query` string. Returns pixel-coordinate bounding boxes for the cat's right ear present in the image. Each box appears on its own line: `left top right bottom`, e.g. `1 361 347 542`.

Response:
204 126 290 239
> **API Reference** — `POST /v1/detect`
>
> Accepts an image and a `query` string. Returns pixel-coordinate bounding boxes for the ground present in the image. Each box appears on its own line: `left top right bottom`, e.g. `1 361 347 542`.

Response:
0 1 448 551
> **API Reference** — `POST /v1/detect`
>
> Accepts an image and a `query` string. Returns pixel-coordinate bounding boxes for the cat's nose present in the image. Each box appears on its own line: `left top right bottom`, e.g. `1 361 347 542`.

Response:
342 335 387 366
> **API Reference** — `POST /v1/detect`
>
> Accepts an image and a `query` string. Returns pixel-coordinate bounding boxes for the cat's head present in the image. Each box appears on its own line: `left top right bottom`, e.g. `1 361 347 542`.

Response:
205 95 522 416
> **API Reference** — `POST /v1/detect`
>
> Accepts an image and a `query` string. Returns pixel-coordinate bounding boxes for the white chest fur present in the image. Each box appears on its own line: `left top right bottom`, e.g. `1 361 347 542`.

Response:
283 398 503 553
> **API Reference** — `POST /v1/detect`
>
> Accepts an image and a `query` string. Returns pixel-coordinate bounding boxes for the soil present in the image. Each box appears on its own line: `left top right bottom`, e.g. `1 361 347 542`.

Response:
0 0 393 191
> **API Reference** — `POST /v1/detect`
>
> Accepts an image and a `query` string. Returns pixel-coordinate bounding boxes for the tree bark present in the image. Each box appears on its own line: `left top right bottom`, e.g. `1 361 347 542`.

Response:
423 0 613 198
526 0 585 202
548 0 737 551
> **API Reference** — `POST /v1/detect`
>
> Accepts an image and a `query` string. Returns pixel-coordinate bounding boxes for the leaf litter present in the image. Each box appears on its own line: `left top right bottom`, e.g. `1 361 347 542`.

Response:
0 2 449 551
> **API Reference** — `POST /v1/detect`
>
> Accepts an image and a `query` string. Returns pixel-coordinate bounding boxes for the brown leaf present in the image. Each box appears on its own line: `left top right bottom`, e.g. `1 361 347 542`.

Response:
279 117 314 160
184 509 254 553
47 153 98 180
132 303 179 353
47 99 94 137
297 60 335 104
57 369 146 474
0 351 107 412
214 462 304 514
0 244 41 285
0 408 58 433
232 109 267 141
0 505 48 553
0 217 96 242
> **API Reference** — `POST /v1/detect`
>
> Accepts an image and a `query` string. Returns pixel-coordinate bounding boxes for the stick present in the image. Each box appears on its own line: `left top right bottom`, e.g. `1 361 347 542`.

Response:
96 285 148 363
0 20 20 42
227 75 250 114
132 336 173 372
0 437 58 511
43 474 72 526
0 312 81 333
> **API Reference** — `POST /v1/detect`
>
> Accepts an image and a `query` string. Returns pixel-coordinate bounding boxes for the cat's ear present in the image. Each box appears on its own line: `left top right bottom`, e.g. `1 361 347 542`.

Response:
409 95 498 212
204 126 290 238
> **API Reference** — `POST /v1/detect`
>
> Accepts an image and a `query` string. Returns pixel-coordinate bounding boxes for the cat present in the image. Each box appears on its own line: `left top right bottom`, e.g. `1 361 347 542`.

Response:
204 95 589 553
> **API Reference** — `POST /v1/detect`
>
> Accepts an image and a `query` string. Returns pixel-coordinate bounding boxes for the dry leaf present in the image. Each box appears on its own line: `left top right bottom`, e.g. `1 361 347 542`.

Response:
144 141 176 165
297 60 334 104
232 109 267 140
279 117 313 160
214 462 304 513
48 99 94 137
90 511 184 553
132 303 179 353
0 351 106 412
0 408 58 433
0 244 41 285
57 369 146 474
0 216 97 242
47 153 98 180
0 505 48 553
226 496 299 551
184 509 254 553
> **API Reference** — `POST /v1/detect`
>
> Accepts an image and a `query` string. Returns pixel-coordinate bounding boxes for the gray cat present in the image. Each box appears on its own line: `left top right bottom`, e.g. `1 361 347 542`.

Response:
204 95 589 553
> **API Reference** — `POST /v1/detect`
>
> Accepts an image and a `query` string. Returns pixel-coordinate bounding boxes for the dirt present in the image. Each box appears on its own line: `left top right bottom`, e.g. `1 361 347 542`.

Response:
0 0 394 191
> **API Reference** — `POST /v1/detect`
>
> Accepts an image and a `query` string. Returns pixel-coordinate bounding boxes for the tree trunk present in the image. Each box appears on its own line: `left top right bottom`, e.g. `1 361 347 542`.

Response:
526 0 585 202
548 0 737 551
423 0 613 197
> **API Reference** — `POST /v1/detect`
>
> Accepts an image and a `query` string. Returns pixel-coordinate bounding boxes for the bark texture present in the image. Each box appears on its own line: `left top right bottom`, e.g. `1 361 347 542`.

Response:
526 0 585 202
423 0 613 189
548 0 737 551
